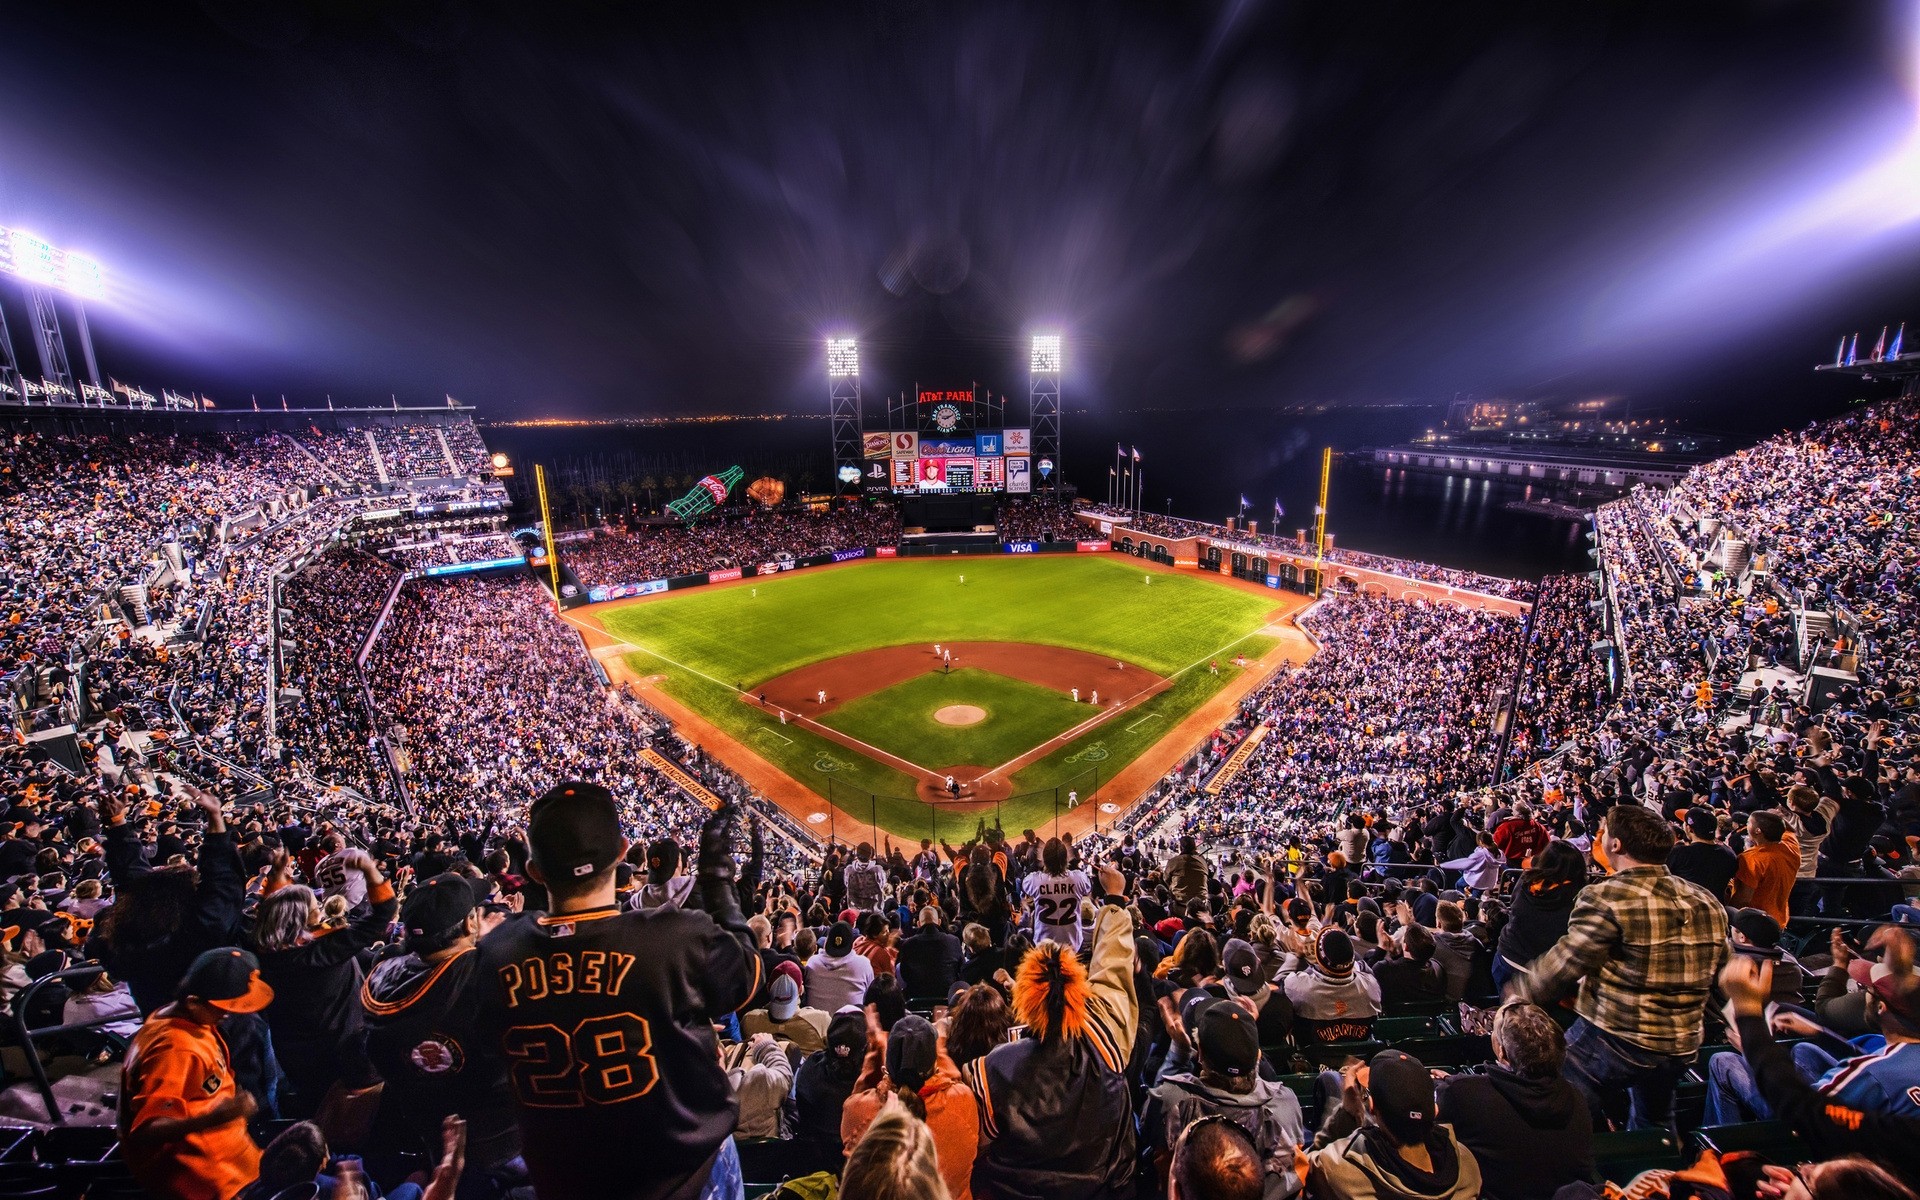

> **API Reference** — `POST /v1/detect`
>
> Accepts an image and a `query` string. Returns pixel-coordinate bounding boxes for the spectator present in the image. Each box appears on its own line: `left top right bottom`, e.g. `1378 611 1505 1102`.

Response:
726 1032 794 1139
1281 928 1380 1044
1169 1118 1266 1200
1667 809 1738 902
1309 1050 1481 1200
1733 810 1800 927
1517 806 1728 1130
810 920 877 1013
898 905 965 1001
841 1010 979 1200
741 961 831 1055
1436 1002 1593 1200
251 845 397 1117
1144 997 1307 1200
840 1096 950 1200
795 1011 869 1173
118 948 269 1200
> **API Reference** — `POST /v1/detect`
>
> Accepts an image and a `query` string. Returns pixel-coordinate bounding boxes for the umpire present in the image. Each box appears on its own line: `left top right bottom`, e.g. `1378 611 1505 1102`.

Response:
479 781 761 1200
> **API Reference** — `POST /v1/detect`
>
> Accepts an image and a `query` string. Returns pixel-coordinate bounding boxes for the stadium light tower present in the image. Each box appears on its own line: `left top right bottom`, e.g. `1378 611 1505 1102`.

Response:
826 337 863 498
1029 334 1062 494
0 226 106 399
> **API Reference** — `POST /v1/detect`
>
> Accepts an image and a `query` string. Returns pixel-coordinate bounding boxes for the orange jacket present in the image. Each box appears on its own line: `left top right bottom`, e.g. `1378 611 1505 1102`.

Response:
119 1015 261 1200
841 1029 980 1200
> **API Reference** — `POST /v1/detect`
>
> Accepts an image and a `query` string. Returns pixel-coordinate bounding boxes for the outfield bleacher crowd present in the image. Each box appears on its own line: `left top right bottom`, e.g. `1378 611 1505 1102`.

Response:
0 393 1918 1200
565 504 904 586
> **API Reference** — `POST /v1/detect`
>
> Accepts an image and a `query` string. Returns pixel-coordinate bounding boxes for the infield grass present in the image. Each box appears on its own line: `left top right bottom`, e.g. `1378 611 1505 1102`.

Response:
603 555 1283 835
821 667 1093 771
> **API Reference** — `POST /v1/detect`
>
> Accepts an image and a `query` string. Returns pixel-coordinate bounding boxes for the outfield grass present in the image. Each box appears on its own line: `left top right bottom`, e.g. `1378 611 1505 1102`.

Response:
598 555 1276 682
605 556 1283 836
821 667 1093 771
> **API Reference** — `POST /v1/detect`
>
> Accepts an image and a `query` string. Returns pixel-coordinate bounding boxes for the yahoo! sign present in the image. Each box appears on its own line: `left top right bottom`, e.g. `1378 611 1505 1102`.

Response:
831 547 869 563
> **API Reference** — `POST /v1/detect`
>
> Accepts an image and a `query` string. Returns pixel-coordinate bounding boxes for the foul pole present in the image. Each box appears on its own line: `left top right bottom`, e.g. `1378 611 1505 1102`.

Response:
535 463 562 607
1312 446 1331 596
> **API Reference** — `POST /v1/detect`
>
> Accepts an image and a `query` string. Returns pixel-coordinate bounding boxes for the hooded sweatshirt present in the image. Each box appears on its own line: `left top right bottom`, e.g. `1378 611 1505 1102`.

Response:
805 950 874 1014
1310 1125 1481 1200
1435 1066 1592 1200
1146 1072 1306 1200
361 947 521 1168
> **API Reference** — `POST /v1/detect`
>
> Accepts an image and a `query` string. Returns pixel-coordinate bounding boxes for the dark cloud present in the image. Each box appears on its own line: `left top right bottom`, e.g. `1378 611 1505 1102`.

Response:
0 0 1911 425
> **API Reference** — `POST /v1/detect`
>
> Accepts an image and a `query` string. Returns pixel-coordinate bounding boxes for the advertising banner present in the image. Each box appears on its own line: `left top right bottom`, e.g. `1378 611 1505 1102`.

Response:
587 578 669 603
1265 574 1282 589
922 437 975 458
861 461 892 495
1076 540 1110 553
1003 428 1032 453
862 432 891 459
876 546 898 558
708 567 743 583
1004 540 1039 554
890 431 920 460
973 432 1003 457
1006 456 1031 494
831 547 869 563
421 556 526 577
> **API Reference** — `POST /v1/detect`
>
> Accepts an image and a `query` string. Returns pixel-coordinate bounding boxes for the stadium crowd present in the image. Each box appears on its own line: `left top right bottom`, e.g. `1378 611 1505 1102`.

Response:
1 392 1918 1200
566 504 903 586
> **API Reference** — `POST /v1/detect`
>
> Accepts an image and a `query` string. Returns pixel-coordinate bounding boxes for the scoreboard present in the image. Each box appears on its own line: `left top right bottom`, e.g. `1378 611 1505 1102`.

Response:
861 389 1031 495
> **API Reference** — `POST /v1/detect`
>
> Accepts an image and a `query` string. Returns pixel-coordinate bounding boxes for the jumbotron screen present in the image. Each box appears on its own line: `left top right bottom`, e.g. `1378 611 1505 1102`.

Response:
860 387 1036 491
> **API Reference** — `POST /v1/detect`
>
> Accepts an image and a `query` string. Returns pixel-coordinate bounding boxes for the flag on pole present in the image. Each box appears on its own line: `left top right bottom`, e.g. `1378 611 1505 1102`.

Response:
1132 447 1141 462
1892 323 1905 360
1873 326 1887 360
1274 499 1285 522
1238 494 1250 513
251 395 259 411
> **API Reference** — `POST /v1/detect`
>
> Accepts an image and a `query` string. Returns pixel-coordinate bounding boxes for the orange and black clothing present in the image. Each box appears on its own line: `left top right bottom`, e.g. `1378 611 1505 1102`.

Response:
477 901 761 1200
118 1014 260 1200
362 945 521 1170
253 879 398 1110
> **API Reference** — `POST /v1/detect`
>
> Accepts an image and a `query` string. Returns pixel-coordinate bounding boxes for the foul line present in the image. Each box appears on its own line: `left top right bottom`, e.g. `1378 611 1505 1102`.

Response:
1125 712 1163 734
755 728 795 746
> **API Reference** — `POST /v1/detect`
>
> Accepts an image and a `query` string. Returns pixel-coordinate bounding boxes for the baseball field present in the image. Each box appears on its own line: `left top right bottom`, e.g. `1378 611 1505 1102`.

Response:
588 555 1289 837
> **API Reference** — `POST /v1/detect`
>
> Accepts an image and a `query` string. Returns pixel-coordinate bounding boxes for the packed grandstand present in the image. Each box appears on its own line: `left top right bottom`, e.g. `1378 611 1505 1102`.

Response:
0 391 1916 1200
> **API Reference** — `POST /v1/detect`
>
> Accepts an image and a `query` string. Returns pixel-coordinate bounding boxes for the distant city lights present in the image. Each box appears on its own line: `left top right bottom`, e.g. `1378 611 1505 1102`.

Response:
0 227 107 299
1031 334 1061 373
826 337 859 378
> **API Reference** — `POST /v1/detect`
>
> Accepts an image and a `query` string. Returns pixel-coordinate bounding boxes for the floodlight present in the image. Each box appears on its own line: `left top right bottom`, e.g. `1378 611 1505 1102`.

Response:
491 452 510 469
0 227 108 299
1031 334 1062 373
826 337 859 378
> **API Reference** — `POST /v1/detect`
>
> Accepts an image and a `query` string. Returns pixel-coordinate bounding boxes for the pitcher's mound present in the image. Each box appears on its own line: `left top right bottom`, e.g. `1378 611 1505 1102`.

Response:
934 704 987 726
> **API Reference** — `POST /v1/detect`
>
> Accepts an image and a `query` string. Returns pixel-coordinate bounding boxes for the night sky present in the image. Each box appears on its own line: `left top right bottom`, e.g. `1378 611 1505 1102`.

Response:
3 1 1918 429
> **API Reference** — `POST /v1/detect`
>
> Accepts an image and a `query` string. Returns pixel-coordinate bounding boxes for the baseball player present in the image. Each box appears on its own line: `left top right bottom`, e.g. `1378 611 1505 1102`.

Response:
479 782 760 1200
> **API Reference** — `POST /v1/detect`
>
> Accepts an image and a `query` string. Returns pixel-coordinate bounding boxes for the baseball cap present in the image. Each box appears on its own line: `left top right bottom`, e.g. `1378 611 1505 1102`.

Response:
1366 1049 1436 1145
826 1011 866 1062
1728 908 1782 955
774 958 805 993
767 972 802 1022
646 838 680 877
178 947 275 1013
1222 939 1264 997
1154 917 1185 940
825 920 855 958
1179 987 1226 1038
1196 1000 1260 1078
886 1015 938 1088
1686 808 1720 838
1848 957 1920 1023
1285 897 1312 924
527 782 625 881
1315 927 1355 978
401 874 477 942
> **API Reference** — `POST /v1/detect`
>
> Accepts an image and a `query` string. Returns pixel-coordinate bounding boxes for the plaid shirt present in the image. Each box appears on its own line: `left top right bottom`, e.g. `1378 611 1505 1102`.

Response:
1522 865 1728 1056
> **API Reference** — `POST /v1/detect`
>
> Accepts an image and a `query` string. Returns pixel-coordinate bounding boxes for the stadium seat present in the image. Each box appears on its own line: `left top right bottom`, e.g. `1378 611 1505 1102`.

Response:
737 1135 806 1199
1380 998 1454 1020
1296 1039 1386 1070
1691 1121 1812 1165
1590 1129 1686 1183
1389 1033 1491 1069
1371 1014 1447 1042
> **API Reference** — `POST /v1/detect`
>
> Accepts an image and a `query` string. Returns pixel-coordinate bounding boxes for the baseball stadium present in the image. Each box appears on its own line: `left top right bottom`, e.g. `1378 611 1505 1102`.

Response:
8 6 1920 1200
